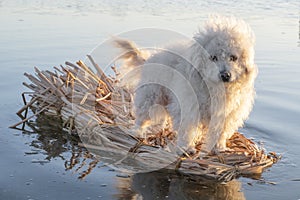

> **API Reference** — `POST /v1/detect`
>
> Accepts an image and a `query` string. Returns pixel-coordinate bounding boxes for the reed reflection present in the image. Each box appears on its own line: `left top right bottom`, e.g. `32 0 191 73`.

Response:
18 113 245 200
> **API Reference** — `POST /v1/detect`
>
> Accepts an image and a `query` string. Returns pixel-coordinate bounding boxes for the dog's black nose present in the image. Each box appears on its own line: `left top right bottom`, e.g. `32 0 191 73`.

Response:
220 71 231 82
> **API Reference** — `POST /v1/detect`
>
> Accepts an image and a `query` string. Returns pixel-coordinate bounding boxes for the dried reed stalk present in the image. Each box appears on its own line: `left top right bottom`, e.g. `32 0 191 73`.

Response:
13 55 280 182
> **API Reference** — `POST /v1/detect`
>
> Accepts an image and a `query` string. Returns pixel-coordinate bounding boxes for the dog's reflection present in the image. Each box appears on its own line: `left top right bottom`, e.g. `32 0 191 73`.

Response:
117 170 245 200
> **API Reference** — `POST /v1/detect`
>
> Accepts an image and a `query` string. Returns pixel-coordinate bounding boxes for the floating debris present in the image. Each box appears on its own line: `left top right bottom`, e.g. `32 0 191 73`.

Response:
31 159 50 164
116 174 131 178
25 151 39 155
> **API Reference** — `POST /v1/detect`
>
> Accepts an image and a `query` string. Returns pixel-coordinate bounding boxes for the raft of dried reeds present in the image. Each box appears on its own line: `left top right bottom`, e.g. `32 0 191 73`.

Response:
11 55 280 182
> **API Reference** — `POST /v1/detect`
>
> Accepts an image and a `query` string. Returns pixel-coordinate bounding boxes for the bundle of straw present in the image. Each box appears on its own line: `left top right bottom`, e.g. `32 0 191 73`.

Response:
12 55 280 182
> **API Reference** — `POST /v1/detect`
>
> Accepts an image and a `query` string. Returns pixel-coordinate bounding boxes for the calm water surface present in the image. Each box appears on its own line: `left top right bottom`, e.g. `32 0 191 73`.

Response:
0 1 299 199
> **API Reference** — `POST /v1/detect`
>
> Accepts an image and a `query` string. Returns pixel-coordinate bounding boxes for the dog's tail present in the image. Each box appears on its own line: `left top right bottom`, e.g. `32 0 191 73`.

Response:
113 38 150 88
113 37 149 69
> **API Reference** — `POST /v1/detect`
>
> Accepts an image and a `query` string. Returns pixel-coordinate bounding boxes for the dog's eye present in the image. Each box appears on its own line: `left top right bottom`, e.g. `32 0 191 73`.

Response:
210 55 218 62
229 55 238 62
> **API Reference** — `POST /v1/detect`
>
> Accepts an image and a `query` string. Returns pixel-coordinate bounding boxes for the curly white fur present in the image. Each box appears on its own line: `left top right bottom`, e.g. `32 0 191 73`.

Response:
114 16 257 154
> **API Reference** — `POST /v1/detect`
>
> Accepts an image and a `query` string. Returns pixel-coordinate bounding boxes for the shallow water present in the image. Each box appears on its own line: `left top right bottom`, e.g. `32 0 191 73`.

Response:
0 0 299 199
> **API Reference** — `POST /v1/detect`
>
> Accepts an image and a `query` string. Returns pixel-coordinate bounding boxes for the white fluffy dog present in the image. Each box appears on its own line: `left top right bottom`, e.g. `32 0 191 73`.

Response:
114 16 257 154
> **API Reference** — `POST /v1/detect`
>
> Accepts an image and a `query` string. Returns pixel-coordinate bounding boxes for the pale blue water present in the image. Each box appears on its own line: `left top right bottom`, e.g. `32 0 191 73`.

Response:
0 1 299 199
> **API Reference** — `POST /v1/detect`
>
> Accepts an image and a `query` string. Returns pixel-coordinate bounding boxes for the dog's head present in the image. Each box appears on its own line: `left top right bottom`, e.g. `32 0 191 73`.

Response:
194 16 257 83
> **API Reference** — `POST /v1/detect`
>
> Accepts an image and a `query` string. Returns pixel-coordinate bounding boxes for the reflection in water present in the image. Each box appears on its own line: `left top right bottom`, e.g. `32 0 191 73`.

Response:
22 114 76 159
18 112 245 199
19 113 99 179
117 171 245 200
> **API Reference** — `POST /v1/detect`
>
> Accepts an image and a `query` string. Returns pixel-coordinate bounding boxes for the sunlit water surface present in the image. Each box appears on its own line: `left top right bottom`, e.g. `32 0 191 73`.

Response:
0 1 299 199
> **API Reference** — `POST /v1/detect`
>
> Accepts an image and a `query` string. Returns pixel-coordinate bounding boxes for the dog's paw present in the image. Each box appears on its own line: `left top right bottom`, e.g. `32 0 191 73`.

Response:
131 125 147 138
175 146 198 157
210 146 233 155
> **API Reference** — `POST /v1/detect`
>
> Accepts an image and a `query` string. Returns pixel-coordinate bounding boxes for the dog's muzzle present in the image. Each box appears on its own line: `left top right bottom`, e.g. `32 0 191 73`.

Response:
220 71 231 82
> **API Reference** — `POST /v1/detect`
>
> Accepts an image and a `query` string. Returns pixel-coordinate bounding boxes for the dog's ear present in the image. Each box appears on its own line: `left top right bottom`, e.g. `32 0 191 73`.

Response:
245 64 250 74
241 47 256 74
244 63 258 82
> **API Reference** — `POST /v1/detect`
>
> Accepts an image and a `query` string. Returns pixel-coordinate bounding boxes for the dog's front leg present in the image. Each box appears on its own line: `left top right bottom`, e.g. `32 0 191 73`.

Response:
168 101 202 155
